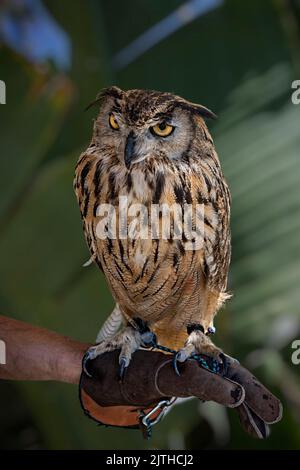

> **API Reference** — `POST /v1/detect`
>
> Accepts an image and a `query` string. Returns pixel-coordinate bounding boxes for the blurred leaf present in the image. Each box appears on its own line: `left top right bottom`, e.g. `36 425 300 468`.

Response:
0 53 74 220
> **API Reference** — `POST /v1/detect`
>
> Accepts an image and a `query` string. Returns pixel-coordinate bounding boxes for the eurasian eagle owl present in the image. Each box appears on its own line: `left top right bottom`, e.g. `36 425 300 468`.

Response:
74 87 231 377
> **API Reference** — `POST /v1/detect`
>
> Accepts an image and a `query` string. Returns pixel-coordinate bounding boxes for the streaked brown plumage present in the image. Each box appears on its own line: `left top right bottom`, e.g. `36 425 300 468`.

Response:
74 86 231 372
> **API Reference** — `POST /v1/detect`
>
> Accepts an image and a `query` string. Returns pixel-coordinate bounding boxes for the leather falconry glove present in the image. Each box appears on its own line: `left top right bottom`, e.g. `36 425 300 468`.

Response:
79 349 282 439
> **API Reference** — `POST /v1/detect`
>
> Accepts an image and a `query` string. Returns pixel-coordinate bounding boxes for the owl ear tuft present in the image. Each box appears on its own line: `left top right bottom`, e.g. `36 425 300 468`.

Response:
193 104 218 120
174 99 217 120
85 86 124 111
98 86 124 100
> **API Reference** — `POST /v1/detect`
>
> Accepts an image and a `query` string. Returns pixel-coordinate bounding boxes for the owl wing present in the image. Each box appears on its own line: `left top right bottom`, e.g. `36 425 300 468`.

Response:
199 164 231 293
74 149 104 273
187 151 231 294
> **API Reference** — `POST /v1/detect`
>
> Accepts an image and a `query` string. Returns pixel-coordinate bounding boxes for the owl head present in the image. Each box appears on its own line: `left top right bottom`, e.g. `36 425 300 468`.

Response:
89 86 216 168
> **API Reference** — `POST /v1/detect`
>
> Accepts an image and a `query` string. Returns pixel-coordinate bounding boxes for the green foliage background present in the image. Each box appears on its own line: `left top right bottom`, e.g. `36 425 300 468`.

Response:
0 0 300 449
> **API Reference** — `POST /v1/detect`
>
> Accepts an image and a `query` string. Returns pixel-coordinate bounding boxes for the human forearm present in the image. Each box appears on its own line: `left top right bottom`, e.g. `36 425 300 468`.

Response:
0 315 89 384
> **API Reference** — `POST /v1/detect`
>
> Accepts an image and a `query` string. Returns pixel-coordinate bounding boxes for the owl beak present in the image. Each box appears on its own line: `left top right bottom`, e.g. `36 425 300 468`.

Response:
124 131 137 169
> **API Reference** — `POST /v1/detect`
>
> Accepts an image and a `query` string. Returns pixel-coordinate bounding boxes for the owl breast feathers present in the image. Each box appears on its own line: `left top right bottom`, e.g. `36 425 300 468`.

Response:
74 87 231 350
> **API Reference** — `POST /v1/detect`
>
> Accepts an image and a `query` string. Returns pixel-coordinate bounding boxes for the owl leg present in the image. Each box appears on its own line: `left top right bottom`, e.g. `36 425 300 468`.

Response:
83 326 140 379
173 324 233 377
83 320 157 380
95 303 123 343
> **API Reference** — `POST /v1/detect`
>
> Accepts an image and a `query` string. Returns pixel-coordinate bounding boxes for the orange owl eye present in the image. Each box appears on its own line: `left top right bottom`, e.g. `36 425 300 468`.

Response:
109 114 119 130
151 122 174 137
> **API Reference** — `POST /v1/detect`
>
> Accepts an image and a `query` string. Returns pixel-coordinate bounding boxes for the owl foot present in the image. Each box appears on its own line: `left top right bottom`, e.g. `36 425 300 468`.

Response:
83 321 157 380
173 324 234 377
118 324 157 379
83 326 141 379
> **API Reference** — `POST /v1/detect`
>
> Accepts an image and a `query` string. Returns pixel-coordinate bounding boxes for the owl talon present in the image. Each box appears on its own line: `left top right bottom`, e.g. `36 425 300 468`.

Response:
118 357 128 381
82 326 142 379
173 327 228 376
173 352 182 376
82 348 97 378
